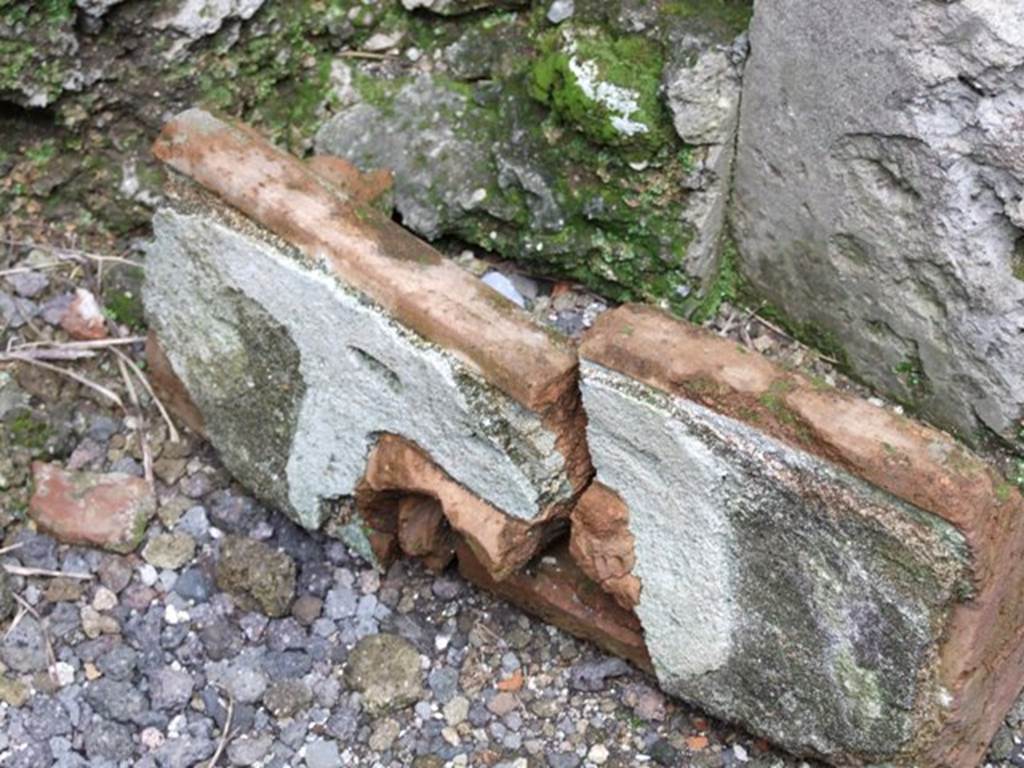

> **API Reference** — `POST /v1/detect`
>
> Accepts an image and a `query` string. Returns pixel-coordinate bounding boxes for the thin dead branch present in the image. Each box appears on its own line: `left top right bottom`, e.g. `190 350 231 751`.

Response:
0 238 141 269
338 50 393 60
116 354 154 490
11 593 56 669
12 336 146 351
0 353 124 407
0 352 125 405
751 311 841 367
3 564 94 580
206 690 235 767
112 347 180 443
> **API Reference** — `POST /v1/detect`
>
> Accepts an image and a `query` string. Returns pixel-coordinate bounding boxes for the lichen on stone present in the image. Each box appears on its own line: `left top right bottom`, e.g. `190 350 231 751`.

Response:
528 26 669 153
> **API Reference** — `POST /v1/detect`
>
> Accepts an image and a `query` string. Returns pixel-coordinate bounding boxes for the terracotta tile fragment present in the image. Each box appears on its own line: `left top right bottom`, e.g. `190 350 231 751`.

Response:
456 538 652 672
568 482 640 610
29 461 155 554
60 288 107 341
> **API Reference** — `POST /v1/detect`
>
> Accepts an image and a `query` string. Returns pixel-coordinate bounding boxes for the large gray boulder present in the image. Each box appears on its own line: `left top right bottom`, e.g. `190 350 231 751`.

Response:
732 0 1024 441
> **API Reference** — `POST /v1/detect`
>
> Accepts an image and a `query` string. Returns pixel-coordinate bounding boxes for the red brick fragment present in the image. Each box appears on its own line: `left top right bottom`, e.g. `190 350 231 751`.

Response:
569 482 640 610
60 288 107 340
357 435 564 580
29 461 154 554
457 539 651 672
145 332 205 437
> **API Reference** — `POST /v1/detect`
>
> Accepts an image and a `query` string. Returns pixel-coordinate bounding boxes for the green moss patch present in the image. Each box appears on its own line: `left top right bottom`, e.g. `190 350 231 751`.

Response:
529 27 669 155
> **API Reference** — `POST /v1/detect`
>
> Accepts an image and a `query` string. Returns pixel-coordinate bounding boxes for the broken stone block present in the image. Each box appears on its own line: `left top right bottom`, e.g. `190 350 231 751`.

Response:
733 0 1024 441
578 304 1024 767
28 462 155 554
144 109 590 576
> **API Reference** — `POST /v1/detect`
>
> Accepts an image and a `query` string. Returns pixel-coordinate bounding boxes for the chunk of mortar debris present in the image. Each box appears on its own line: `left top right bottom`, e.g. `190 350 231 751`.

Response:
215 535 296 618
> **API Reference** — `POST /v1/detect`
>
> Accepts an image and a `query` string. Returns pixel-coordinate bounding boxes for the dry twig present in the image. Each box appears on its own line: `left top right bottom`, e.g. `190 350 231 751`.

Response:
0 238 141 269
3 564 94 580
338 50 393 60
12 337 145 351
116 353 154 490
751 311 841 366
11 593 56 668
0 353 124 407
112 347 180 443
206 691 235 767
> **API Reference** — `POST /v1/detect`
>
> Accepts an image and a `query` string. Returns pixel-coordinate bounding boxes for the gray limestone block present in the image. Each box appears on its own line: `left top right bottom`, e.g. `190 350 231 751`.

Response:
732 0 1024 441
580 360 971 762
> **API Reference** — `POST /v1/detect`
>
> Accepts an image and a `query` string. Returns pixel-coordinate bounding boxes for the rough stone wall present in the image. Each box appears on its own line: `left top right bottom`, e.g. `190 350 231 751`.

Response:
732 0 1024 443
144 109 1024 768
314 3 749 314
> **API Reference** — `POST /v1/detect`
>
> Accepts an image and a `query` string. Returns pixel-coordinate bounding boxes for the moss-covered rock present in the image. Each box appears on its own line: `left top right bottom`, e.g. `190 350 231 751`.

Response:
215 535 296 617
318 69 704 311
529 26 669 154
317 2 748 313
0 0 77 108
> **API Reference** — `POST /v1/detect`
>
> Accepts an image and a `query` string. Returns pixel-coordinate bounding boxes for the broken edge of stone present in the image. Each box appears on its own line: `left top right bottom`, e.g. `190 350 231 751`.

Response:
579 303 1024 767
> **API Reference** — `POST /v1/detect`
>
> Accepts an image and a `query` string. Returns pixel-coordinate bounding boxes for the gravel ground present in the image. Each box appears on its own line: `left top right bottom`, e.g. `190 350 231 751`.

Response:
2 236 1024 768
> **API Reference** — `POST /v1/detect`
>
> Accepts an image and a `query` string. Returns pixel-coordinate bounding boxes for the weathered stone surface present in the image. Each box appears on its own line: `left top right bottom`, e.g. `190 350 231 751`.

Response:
154 0 265 44
145 110 588 574
580 305 1024 766
662 35 745 283
215 535 295 618
29 462 155 554
733 0 1024 441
